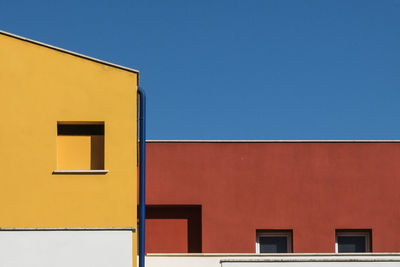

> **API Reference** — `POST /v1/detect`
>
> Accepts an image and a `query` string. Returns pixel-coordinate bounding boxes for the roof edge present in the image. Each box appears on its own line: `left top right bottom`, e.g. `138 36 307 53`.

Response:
0 30 139 75
146 140 400 143
147 252 400 257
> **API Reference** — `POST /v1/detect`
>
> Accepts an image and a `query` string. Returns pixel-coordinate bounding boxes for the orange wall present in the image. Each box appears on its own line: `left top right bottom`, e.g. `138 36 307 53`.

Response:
146 142 400 253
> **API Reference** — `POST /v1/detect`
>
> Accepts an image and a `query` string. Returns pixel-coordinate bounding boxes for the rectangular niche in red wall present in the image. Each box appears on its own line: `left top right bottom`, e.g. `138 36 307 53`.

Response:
146 218 188 253
140 205 202 253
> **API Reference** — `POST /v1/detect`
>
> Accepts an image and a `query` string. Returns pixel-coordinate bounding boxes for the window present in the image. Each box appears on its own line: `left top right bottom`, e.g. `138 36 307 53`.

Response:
335 230 371 253
56 122 105 171
256 230 292 253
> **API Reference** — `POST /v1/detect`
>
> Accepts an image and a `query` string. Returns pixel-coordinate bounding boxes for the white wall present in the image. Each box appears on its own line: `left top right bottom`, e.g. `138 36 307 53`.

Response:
146 253 400 267
0 230 132 267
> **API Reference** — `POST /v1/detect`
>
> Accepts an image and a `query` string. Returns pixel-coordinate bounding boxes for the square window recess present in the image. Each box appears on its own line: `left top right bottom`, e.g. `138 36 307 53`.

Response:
256 230 293 253
56 122 104 171
335 230 371 253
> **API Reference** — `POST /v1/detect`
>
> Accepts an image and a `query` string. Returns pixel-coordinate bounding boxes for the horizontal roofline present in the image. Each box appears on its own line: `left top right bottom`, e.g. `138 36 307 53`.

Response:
147 252 400 257
0 30 139 75
147 140 400 143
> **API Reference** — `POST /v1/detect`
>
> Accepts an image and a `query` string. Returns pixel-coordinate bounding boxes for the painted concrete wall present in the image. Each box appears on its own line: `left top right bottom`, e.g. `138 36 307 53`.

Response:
0 230 133 267
0 31 138 228
0 31 139 264
144 205 202 253
146 254 400 267
146 142 400 253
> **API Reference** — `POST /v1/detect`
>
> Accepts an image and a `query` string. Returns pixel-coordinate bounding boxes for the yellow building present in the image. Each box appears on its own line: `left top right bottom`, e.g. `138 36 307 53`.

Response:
0 30 139 266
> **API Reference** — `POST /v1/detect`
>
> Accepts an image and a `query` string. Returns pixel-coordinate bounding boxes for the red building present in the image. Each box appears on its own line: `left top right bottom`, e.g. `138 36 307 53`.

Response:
145 141 400 254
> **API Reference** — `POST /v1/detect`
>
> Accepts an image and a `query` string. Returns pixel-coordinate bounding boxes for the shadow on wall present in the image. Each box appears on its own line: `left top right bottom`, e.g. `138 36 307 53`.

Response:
138 205 202 253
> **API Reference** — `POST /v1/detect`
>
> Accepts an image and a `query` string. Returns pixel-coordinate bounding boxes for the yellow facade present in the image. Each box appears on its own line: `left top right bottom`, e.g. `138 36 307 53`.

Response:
57 136 92 170
0 31 138 258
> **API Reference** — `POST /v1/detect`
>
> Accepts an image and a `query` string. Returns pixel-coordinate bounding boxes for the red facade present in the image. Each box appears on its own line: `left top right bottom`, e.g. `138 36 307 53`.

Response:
145 141 400 253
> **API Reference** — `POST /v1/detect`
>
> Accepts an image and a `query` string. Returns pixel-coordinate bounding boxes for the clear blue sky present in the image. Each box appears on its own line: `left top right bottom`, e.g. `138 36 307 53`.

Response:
1 0 400 140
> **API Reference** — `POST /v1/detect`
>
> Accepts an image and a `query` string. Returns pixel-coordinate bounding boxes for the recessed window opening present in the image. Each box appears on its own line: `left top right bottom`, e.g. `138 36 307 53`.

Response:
335 230 371 253
256 230 292 253
57 122 104 170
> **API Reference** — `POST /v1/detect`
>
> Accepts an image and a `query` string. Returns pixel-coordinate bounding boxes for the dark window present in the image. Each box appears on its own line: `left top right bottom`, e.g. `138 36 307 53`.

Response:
336 230 371 253
259 236 288 253
257 230 292 253
337 236 366 252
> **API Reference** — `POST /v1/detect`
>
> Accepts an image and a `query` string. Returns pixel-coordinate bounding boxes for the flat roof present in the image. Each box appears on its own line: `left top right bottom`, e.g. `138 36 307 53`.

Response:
147 140 400 143
0 30 139 75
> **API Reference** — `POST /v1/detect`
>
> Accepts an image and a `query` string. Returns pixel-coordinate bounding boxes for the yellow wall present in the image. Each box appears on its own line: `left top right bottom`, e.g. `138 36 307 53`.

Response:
0 32 138 237
57 136 92 170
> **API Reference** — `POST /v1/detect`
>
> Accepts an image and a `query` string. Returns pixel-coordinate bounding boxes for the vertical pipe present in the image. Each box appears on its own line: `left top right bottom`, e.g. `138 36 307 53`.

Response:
138 87 146 267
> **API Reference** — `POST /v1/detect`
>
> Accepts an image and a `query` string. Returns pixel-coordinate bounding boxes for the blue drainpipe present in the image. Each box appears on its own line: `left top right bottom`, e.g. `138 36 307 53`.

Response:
138 87 146 267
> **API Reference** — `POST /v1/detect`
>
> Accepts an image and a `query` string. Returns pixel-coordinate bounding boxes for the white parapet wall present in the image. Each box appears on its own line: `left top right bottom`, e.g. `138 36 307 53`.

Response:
0 229 133 267
146 253 400 267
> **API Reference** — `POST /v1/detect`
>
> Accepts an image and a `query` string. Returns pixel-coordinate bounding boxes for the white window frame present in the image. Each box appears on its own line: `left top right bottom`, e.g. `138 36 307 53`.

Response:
335 230 371 253
256 231 292 253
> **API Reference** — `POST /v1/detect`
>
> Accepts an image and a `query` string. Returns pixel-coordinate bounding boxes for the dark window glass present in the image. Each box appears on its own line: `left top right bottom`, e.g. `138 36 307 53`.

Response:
259 236 288 253
337 236 366 253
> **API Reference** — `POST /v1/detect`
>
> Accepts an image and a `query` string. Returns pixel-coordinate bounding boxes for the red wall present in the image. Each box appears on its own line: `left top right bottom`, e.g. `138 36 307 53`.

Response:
145 142 400 253
146 219 187 253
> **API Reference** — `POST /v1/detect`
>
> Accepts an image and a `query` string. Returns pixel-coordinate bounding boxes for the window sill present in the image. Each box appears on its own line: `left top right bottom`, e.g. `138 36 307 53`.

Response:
52 170 109 175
